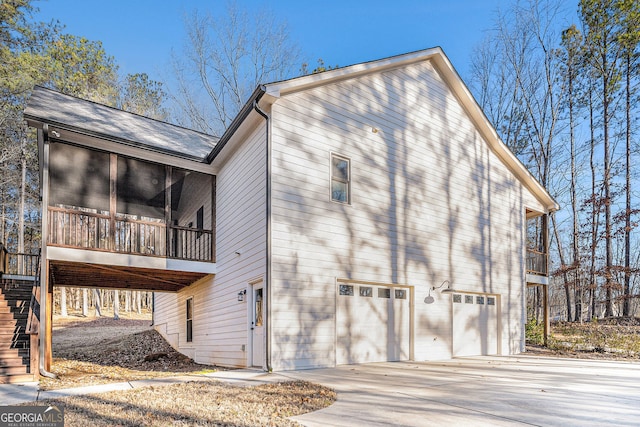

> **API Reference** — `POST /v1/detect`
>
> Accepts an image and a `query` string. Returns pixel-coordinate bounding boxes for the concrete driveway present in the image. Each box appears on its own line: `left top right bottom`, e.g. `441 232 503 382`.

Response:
283 356 640 426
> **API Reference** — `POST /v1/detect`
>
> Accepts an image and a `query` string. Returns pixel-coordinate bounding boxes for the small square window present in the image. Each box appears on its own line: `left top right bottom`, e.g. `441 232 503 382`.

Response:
339 284 354 296
453 294 462 303
476 296 485 305
394 289 407 300
378 288 391 298
360 286 372 297
487 297 496 306
331 154 350 203
465 295 473 304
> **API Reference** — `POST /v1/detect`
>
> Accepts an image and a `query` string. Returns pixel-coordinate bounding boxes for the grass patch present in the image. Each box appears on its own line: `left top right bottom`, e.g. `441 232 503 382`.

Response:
29 380 336 427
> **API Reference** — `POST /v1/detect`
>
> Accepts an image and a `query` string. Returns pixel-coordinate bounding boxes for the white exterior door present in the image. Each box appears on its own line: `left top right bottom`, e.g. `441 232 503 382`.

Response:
251 283 265 368
452 293 498 357
336 282 410 365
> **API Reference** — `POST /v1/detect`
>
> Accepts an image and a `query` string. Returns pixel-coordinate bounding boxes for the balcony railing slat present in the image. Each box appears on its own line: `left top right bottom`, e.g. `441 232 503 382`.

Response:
526 249 547 275
47 207 212 262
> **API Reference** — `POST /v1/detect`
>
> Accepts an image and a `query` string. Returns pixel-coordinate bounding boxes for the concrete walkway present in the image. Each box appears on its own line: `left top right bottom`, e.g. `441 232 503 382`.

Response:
2 356 639 426
0 369 282 405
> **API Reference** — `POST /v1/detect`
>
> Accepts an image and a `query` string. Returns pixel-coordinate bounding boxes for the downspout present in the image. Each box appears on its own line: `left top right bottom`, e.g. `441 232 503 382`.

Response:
253 94 272 372
39 124 56 379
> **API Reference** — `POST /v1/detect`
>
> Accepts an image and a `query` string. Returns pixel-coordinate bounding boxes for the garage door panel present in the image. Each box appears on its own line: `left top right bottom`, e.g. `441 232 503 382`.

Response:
337 283 410 365
453 293 498 357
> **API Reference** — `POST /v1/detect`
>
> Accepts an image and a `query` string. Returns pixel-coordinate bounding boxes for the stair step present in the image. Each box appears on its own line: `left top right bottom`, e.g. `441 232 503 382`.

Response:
0 365 28 375
0 313 29 320
0 356 26 367
0 349 29 358
0 373 36 384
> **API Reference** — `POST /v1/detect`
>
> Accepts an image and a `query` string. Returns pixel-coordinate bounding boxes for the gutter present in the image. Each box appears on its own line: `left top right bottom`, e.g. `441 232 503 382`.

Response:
252 93 273 372
205 86 266 164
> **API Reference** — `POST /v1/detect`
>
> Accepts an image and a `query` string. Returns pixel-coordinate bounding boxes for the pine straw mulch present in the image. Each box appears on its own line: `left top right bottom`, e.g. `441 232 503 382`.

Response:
31 380 337 427
42 315 224 390
37 314 337 426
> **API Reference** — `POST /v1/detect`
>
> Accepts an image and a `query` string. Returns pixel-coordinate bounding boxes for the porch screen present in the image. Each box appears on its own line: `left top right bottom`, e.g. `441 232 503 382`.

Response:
49 143 110 212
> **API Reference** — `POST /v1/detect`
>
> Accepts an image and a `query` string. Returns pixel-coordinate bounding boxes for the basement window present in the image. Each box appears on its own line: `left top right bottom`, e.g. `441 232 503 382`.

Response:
186 297 193 343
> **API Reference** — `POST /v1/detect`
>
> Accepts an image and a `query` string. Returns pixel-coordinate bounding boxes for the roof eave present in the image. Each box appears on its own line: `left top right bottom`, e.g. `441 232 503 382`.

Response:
205 86 266 163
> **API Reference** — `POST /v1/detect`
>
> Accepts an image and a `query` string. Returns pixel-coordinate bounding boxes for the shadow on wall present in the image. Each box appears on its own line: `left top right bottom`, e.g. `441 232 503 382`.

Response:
272 59 523 366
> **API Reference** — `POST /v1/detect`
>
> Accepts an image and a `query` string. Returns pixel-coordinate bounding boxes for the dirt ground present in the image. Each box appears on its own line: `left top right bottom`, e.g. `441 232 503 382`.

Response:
43 313 220 390
38 312 337 426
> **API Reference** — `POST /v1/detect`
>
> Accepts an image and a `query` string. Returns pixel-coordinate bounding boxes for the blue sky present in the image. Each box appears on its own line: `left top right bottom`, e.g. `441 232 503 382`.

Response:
33 0 530 85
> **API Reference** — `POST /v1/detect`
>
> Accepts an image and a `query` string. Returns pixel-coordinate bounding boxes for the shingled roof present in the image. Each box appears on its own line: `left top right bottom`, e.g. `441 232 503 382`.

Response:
24 86 218 162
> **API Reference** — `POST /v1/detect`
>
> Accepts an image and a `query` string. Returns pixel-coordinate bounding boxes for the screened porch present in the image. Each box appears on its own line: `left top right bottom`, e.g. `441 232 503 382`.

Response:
47 142 215 262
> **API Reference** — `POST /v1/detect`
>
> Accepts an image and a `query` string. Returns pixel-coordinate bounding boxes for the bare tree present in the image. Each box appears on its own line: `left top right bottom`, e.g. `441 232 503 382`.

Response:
169 3 300 135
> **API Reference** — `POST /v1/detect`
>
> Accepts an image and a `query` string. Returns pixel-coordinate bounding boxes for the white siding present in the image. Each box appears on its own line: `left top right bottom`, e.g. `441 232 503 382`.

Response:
269 59 531 369
155 123 267 367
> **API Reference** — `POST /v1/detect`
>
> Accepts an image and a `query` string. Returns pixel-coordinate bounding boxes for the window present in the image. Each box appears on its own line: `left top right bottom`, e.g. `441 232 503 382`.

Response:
465 295 473 304
331 154 350 203
476 296 485 305
378 288 391 298
186 297 193 343
254 289 263 327
360 286 372 297
395 289 407 300
453 294 462 303
339 284 354 296
487 297 496 306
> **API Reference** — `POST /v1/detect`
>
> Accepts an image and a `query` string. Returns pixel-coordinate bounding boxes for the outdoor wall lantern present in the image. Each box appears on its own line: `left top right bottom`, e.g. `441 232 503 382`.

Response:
237 289 246 302
424 280 456 304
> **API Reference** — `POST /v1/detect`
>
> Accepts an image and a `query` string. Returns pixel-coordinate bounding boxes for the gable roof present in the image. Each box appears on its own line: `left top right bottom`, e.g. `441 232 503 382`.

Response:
216 47 559 212
24 86 218 162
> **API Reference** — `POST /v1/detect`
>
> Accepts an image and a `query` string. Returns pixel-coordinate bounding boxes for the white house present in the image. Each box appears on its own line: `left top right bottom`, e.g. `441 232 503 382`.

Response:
24 47 557 374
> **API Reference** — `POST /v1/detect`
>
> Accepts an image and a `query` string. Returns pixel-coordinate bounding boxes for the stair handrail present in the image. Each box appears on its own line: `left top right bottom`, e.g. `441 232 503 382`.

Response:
26 251 41 335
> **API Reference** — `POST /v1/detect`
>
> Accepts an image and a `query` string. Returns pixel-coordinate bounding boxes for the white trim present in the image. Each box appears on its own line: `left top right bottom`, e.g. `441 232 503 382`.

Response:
46 246 217 274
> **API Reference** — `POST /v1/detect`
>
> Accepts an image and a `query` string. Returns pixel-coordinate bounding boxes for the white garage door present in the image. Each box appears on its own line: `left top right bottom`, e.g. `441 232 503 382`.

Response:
452 293 498 357
336 282 410 365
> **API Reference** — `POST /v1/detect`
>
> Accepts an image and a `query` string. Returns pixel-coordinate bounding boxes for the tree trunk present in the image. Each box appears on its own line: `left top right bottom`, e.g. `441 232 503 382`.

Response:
552 215 572 320
60 287 68 317
82 288 88 316
623 53 632 317
18 150 26 254
136 291 142 314
113 290 120 320
93 289 102 317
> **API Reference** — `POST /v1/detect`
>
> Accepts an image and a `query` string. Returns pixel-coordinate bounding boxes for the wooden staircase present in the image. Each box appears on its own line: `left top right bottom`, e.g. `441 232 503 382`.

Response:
0 278 39 384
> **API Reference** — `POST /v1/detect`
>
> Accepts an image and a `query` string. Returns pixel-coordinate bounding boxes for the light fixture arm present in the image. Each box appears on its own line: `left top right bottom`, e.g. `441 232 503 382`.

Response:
432 280 455 293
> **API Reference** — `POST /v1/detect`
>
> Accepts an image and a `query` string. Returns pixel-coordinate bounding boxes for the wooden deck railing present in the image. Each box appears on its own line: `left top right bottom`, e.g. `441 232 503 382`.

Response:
48 207 213 262
526 249 547 275
6 253 41 277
